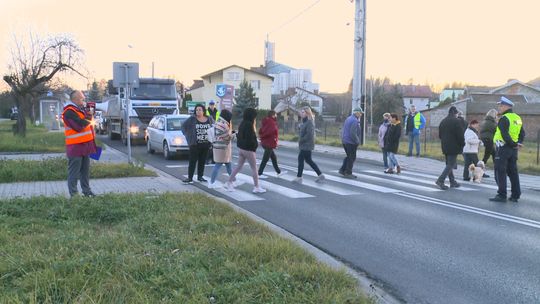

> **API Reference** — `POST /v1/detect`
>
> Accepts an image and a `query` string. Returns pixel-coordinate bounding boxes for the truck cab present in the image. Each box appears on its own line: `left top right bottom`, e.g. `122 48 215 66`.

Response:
105 78 179 145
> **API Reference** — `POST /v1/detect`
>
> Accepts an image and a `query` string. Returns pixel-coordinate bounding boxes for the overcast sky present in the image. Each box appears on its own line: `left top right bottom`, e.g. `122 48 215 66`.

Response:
1 0 539 92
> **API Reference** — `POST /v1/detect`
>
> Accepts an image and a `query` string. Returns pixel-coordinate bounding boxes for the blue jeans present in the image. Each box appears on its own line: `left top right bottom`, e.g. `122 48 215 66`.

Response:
408 133 420 156
388 152 399 168
210 162 232 183
381 148 388 169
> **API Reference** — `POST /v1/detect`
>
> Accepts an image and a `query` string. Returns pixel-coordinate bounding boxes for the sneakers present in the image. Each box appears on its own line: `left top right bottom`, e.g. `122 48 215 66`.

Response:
482 173 490 178
508 197 519 203
315 174 326 183
384 168 394 174
258 174 268 179
435 180 449 190
343 173 357 179
292 177 303 184
276 170 288 178
208 181 221 189
252 186 267 193
197 177 207 182
224 181 235 191
182 178 194 184
83 191 96 198
450 181 461 188
489 195 507 202
396 166 401 174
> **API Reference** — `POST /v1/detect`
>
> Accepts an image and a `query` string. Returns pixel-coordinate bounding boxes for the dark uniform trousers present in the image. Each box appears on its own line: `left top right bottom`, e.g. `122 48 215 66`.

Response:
494 145 521 199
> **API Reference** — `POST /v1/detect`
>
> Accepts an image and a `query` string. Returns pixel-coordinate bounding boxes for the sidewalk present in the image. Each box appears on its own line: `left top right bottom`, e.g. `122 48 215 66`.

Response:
279 140 540 191
0 145 200 199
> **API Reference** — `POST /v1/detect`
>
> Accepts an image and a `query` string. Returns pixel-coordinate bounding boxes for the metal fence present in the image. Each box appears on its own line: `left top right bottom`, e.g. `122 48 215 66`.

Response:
277 119 540 166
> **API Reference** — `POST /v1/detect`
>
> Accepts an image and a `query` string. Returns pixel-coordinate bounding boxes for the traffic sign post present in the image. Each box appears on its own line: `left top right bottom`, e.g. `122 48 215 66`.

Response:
113 62 139 164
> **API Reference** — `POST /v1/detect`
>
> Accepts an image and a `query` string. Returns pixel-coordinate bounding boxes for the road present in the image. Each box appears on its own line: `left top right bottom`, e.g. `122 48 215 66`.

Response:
101 135 540 304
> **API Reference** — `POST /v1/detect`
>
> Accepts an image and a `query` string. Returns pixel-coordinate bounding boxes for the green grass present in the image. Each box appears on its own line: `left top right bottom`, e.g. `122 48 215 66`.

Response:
0 120 102 153
0 193 370 303
0 157 156 183
280 134 540 175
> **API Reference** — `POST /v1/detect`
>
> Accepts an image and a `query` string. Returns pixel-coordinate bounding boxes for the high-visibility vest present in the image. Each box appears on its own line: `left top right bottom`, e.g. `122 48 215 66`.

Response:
62 105 94 145
413 112 422 129
493 112 522 145
206 109 220 121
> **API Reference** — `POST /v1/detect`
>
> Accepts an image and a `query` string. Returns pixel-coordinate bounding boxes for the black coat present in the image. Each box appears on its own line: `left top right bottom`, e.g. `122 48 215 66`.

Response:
384 122 402 153
439 114 465 155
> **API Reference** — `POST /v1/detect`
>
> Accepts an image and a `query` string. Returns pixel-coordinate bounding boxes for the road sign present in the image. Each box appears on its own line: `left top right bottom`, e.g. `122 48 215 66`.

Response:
113 62 140 88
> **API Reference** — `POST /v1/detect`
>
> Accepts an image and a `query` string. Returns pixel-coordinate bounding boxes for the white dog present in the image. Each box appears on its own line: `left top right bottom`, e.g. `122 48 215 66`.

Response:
468 161 485 183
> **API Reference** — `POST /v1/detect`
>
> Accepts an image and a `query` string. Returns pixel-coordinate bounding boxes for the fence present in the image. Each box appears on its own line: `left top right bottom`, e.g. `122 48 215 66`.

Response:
276 119 540 167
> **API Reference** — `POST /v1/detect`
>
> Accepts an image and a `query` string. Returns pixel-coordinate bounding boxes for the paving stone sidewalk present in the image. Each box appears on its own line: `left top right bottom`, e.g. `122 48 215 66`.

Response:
0 145 199 199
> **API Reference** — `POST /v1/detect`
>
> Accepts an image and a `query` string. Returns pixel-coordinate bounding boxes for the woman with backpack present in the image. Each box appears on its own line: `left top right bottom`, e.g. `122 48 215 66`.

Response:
208 110 234 188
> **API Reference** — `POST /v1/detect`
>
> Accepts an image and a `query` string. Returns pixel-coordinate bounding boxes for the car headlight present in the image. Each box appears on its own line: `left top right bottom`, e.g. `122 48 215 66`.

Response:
130 125 139 134
173 136 184 145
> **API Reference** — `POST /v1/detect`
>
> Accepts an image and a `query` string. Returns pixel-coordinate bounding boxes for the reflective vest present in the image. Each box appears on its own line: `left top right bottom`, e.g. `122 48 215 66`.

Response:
62 105 94 145
413 112 422 129
493 112 522 145
206 109 220 121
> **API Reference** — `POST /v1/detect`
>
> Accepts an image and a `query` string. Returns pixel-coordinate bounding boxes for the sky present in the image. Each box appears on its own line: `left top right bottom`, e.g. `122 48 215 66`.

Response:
0 0 539 93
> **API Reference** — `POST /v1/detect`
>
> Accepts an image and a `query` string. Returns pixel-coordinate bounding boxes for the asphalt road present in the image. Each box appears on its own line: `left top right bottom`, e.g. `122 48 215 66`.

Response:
101 135 540 304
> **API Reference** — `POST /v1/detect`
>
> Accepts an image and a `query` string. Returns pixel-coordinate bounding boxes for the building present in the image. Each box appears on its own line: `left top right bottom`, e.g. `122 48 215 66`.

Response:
489 79 540 103
422 93 538 139
401 85 433 111
439 88 465 103
187 65 274 110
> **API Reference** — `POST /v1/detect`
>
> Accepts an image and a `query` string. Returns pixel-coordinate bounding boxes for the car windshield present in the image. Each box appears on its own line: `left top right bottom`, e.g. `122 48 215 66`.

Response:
166 118 186 131
131 83 176 100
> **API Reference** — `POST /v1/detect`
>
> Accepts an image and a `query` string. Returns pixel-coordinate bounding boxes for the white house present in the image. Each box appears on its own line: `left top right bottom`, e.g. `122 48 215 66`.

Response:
187 65 274 110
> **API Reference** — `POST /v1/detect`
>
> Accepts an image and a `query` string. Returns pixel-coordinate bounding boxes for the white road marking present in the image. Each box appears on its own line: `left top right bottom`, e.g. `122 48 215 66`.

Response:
235 173 314 198
363 170 476 191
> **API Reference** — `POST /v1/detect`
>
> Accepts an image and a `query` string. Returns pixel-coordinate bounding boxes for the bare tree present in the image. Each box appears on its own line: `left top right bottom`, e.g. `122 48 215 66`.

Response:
2 32 85 136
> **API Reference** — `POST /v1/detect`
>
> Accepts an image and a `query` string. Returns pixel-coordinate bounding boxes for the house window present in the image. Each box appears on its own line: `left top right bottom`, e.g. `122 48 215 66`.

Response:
409 99 413 105
311 100 320 107
225 72 241 81
250 80 260 90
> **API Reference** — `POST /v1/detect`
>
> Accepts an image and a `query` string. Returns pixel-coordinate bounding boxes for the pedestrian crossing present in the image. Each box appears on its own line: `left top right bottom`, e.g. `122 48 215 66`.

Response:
194 164 494 202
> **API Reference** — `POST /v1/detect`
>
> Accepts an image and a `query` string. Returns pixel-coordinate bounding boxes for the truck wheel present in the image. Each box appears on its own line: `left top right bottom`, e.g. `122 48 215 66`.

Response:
163 141 172 160
147 139 155 154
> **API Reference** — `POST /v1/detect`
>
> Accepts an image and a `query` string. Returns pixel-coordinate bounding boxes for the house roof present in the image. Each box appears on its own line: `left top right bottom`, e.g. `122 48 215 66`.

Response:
464 85 495 94
200 64 273 80
265 60 296 74
188 80 204 91
468 93 527 104
400 85 433 98
295 87 323 98
489 79 540 94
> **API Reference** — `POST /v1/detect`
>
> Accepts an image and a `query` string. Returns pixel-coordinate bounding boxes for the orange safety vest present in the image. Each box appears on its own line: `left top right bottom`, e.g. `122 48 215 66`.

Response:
62 105 95 145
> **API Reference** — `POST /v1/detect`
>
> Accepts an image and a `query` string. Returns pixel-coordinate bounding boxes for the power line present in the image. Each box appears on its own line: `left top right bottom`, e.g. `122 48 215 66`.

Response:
268 0 323 35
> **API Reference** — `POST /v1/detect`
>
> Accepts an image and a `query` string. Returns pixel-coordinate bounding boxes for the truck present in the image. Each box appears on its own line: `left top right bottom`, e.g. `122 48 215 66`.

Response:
104 78 180 145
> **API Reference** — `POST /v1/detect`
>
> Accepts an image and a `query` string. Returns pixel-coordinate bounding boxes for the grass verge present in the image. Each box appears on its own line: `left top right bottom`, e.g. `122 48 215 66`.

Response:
280 134 540 175
0 120 102 153
0 157 156 183
0 193 370 303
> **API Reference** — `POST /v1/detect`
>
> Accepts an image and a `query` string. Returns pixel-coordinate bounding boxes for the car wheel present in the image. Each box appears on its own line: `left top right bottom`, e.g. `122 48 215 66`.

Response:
147 139 155 154
163 141 172 160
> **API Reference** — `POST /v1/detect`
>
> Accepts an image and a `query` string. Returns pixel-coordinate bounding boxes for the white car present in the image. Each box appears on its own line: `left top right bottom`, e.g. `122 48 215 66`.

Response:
145 114 190 159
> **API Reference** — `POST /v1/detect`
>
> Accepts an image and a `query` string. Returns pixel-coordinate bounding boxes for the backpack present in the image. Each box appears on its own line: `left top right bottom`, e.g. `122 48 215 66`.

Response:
207 126 216 143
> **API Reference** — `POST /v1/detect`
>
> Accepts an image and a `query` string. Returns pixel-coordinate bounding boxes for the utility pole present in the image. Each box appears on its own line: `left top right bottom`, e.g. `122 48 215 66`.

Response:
352 0 366 144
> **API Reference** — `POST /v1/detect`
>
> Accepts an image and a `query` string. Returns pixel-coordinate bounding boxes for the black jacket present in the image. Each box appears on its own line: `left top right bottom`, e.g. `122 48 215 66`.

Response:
384 122 402 153
439 114 465 155
236 108 258 152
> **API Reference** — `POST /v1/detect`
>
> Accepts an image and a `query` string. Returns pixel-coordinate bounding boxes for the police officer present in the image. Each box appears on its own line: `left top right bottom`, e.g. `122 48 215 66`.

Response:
489 96 525 203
